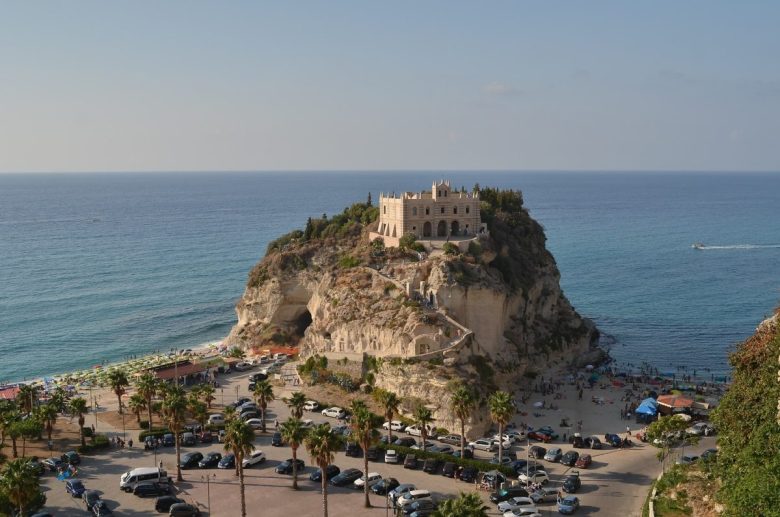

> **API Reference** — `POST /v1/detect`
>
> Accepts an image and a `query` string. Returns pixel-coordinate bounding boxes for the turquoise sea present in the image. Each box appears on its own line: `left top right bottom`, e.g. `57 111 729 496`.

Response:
1 172 778 383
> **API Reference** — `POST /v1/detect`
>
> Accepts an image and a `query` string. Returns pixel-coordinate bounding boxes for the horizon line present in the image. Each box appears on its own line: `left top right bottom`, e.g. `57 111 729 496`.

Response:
1 168 779 175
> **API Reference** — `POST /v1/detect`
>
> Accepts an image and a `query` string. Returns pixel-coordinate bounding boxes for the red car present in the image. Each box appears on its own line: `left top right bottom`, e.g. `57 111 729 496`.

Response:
528 431 553 443
574 454 592 469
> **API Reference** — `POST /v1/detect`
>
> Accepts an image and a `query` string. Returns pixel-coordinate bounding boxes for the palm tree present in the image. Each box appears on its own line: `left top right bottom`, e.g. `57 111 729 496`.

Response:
16 384 38 415
199 384 216 408
450 384 475 458
136 372 158 429
488 390 514 465
223 418 255 517
107 369 130 414
374 389 401 444
0 400 18 453
190 400 208 431
285 392 307 419
252 380 275 433
39 402 59 443
350 401 380 508
432 492 488 517
161 391 188 482
280 418 308 490
305 424 344 517
0 458 41 516
69 397 89 447
414 404 434 451
128 393 147 424
223 404 237 423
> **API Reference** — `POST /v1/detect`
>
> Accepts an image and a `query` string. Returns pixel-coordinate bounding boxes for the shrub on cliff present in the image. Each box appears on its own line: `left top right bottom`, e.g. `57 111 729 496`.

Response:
711 311 780 515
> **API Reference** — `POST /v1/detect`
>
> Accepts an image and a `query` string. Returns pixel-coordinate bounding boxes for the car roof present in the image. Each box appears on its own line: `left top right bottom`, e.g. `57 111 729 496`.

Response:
409 490 430 496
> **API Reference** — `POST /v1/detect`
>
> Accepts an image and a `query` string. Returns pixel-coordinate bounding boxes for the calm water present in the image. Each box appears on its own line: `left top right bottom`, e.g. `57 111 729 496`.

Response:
1 172 778 382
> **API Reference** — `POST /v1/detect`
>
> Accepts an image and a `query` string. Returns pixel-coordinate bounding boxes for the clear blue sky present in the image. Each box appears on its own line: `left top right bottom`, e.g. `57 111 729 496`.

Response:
1 1 779 172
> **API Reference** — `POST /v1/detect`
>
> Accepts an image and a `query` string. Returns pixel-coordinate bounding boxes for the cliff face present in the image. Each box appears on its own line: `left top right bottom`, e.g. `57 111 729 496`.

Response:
227 192 600 436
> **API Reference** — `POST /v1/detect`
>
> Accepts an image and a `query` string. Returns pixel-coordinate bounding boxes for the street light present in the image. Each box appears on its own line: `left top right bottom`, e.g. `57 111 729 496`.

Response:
201 473 216 512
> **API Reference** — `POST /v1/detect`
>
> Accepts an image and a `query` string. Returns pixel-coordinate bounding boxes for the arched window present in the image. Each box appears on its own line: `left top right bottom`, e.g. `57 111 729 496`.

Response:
412 207 417 216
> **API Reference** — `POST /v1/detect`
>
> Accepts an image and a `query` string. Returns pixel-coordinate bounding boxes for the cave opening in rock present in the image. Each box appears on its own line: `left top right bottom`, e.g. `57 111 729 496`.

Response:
294 309 313 337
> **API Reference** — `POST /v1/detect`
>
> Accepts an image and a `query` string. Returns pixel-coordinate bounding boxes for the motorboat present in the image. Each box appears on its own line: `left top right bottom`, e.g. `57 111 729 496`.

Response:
691 242 705 250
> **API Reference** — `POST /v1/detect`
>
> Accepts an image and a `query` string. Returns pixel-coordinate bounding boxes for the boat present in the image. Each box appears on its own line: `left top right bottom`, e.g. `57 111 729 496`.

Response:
692 242 705 250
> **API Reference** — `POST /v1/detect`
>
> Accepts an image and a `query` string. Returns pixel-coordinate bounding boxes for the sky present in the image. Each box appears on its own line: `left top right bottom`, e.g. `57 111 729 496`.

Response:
1 1 779 173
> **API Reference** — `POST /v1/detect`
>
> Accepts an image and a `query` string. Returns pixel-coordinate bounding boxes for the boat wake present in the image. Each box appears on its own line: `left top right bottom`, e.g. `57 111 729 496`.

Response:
693 244 780 250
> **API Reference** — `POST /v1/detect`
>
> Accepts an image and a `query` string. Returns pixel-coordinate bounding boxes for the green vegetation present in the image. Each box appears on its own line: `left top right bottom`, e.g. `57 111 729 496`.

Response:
399 233 426 253
433 492 489 517
338 254 361 268
442 242 459 255
711 311 780 515
651 465 693 516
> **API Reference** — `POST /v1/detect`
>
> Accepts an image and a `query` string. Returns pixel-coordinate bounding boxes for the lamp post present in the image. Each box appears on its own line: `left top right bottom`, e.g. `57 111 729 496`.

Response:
221 388 224 407
201 473 215 512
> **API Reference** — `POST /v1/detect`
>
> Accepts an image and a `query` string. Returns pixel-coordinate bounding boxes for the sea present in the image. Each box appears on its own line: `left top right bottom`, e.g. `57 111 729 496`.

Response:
1 171 778 383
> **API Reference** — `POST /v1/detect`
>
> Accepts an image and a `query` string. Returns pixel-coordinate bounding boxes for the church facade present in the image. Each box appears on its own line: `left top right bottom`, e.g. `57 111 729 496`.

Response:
372 180 483 246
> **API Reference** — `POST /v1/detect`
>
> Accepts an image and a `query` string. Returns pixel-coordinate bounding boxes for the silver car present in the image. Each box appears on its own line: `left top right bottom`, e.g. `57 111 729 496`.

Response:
544 447 562 462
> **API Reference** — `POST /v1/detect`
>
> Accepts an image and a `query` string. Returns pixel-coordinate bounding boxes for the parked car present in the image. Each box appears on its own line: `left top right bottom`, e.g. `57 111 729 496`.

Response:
366 446 379 461
530 486 559 504
385 449 400 464
91 500 114 516
242 450 266 468
180 432 196 446
218 454 235 469
497 496 537 514
604 433 622 447
562 471 581 493
397 490 431 509
422 458 441 474
322 407 347 419
198 452 222 469
544 447 562 462
240 410 259 421
155 496 185 512
199 431 214 443
345 442 362 457
162 434 175 447
491 455 513 466
231 397 251 408
61 451 81 465
428 445 454 455
383 420 405 431
245 418 264 430
404 454 419 469
65 479 86 497
489 436 513 449
469 439 496 452
490 485 530 504
557 495 580 515
405 425 438 439
677 454 699 465
372 477 400 495
133 481 170 497
168 502 200 516
234 361 253 371
452 448 473 459
529 445 547 459
575 454 592 469
404 499 437 515
275 458 305 475
353 472 382 489
518 470 549 485
310 464 340 482
535 426 558 439
271 432 283 446
527 431 552 443
303 400 319 411
28 458 46 476
701 448 718 461
687 422 715 436
584 436 602 449
330 468 363 487
179 452 203 470
569 434 584 448
388 483 416 505
248 372 268 382
438 434 462 446
82 490 101 508
441 462 457 478
454 465 475 482
560 451 580 467
394 437 417 448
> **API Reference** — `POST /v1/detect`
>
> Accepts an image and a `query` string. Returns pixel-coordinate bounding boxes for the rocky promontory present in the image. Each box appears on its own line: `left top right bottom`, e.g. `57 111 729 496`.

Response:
226 187 601 436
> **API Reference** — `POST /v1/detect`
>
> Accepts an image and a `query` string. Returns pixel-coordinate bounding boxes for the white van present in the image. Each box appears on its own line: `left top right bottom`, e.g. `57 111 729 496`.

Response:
120 467 168 491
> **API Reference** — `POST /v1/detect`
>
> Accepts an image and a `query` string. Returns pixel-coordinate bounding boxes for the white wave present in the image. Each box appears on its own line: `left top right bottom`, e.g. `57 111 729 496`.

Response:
696 244 780 250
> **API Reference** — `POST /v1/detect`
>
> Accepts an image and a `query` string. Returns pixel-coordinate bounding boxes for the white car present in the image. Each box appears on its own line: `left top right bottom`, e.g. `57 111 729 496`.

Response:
245 418 264 430
385 449 399 464
490 436 513 448
405 424 437 438
686 422 715 436
505 429 525 440
503 509 542 517
497 496 537 513
469 439 497 452
303 400 319 411
518 470 549 485
234 361 253 371
322 407 347 419
242 450 266 468
353 472 382 488
301 419 315 428
208 414 224 425
397 490 431 508
383 420 405 431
